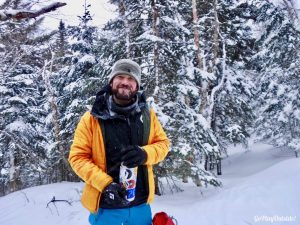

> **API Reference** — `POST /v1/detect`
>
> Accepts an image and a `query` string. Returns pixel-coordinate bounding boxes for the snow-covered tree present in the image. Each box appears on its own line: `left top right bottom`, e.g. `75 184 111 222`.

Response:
207 0 256 150
46 1 99 182
0 0 54 195
95 0 222 190
251 0 300 156
146 0 222 188
178 0 256 151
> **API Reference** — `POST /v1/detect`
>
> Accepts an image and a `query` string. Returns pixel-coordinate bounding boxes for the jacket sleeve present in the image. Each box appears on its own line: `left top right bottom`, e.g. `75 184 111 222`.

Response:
68 112 113 192
142 109 170 165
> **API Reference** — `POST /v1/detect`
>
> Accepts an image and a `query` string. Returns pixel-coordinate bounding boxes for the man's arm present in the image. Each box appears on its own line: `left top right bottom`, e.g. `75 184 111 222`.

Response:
142 109 170 165
68 112 113 192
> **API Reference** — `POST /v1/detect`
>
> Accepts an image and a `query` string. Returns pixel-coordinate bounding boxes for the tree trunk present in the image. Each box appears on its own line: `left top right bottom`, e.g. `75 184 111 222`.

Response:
199 81 208 115
209 153 214 170
154 175 161 196
204 154 208 171
195 175 202 187
8 152 18 192
151 0 160 96
192 0 203 69
212 0 220 69
182 175 189 183
42 53 71 182
192 0 208 116
206 0 226 128
119 0 131 58
217 158 222 175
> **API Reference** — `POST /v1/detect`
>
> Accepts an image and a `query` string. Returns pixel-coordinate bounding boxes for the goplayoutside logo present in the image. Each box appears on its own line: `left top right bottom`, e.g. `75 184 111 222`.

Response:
254 215 297 223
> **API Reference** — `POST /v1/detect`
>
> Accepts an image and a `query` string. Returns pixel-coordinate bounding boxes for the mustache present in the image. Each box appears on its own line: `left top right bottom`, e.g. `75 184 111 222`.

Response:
117 84 131 89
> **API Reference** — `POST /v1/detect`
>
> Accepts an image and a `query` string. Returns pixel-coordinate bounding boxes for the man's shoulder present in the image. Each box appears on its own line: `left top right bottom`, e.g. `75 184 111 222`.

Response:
82 111 92 118
147 107 156 116
81 111 98 123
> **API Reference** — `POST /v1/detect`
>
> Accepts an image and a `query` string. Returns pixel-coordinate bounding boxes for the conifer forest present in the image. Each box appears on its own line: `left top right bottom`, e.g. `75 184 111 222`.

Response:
0 0 299 197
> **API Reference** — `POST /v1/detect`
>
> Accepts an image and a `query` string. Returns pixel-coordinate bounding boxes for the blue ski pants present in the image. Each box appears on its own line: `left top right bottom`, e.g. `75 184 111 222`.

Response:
88 203 152 225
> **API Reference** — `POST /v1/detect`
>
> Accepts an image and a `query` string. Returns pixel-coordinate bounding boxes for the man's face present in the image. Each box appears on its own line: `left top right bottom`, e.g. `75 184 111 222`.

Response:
111 74 138 101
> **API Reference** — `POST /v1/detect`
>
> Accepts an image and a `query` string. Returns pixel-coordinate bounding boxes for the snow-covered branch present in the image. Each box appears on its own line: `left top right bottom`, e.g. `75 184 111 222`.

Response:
207 41 227 128
0 2 66 21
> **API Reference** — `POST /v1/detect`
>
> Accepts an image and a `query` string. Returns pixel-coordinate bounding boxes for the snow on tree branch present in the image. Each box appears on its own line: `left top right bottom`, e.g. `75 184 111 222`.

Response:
0 2 67 21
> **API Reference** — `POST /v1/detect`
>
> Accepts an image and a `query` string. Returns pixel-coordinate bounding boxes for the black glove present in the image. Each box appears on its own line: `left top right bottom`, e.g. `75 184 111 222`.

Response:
101 182 128 207
121 145 147 168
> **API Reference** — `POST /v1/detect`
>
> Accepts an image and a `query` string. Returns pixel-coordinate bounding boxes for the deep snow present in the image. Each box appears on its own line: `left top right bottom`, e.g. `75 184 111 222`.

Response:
0 143 299 225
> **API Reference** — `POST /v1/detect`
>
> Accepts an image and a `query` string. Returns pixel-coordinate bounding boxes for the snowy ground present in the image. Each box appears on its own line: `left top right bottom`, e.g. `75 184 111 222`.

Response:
0 142 299 225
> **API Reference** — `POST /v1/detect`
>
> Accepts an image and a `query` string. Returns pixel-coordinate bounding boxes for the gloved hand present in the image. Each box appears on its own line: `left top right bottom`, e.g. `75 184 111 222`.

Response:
101 182 128 207
121 145 147 168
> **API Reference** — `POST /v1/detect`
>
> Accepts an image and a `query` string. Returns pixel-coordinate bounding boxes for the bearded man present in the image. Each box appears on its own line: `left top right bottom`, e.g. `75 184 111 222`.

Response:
69 59 170 225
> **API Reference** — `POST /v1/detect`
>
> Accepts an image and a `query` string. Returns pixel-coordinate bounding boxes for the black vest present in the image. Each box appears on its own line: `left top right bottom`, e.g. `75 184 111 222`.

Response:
99 108 150 208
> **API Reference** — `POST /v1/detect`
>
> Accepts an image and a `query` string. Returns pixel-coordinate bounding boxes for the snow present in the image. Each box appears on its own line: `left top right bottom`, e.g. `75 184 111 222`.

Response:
194 68 216 81
0 168 7 175
161 16 190 35
226 124 244 140
79 55 96 64
0 10 6 20
0 143 299 225
0 9 21 19
288 139 300 151
294 109 300 120
147 97 170 127
6 120 27 132
137 31 165 43
0 85 9 94
8 96 27 105
69 99 80 108
13 76 33 86
177 83 198 96
64 81 80 92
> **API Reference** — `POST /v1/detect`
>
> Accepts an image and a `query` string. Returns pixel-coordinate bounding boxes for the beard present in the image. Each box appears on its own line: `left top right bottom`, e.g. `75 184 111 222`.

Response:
112 84 138 101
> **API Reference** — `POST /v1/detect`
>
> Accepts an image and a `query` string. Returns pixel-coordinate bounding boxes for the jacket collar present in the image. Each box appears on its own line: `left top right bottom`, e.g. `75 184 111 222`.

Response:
91 85 147 120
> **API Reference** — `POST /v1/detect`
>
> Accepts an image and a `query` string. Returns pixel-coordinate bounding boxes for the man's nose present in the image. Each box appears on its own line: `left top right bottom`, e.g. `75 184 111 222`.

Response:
121 78 131 85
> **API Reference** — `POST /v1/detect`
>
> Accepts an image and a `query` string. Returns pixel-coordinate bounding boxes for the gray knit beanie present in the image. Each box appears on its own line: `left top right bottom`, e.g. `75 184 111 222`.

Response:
108 59 141 88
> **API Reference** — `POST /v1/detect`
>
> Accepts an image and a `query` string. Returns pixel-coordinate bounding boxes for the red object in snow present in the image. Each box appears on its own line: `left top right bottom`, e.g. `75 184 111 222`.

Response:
152 212 176 225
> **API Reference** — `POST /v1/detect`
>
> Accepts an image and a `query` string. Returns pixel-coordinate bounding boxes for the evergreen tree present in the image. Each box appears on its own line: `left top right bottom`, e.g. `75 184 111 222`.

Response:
251 0 300 156
146 0 222 188
96 0 222 190
46 0 99 182
0 1 53 195
177 0 256 151
55 20 70 62
209 0 256 150
94 0 148 84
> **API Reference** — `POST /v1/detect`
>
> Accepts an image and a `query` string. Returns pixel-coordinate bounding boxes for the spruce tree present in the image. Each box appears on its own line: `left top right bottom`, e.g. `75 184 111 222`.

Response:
96 0 222 190
0 1 53 195
178 0 256 151
209 0 256 150
251 0 300 155
46 1 99 182
146 0 222 188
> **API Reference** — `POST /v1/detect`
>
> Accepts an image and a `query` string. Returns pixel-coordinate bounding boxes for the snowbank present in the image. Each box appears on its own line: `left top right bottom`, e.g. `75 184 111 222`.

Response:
0 144 299 225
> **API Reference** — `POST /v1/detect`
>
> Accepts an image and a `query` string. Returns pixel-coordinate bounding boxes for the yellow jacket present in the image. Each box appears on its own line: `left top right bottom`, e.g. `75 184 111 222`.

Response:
69 108 170 213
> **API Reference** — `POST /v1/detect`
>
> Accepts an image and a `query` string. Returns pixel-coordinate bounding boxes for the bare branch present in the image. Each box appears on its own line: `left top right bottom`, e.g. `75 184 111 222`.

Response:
0 2 67 21
46 196 72 213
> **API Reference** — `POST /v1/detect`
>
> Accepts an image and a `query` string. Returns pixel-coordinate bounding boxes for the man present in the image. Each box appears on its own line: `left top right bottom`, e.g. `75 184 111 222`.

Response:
69 59 170 225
